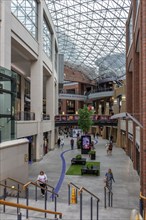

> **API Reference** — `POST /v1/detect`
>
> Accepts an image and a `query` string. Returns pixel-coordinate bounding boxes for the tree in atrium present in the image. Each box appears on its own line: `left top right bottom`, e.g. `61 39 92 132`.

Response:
78 105 94 134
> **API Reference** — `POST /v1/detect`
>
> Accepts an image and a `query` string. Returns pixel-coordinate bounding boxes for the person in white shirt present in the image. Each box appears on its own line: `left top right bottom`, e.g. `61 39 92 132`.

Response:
37 171 48 196
60 139 64 148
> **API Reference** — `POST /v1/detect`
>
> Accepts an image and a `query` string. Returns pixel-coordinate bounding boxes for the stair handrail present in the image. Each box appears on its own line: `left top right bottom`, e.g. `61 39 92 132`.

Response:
68 182 80 205
23 181 59 219
68 182 80 190
104 185 113 208
79 187 100 201
0 183 21 192
0 177 25 199
0 179 23 214
79 186 100 220
23 181 58 196
36 179 55 191
0 199 62 219
7 177 24 186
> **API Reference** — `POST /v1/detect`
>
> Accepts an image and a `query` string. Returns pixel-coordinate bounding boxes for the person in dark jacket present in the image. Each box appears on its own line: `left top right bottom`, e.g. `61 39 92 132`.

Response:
70 138 74 150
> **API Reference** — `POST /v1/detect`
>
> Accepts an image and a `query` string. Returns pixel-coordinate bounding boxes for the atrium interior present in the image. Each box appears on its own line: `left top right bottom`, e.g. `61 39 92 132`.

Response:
1 0 146 219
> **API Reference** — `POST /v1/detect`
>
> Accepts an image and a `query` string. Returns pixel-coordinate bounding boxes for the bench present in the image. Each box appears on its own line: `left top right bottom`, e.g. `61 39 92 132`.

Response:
71 158 86 165
81 165 100 176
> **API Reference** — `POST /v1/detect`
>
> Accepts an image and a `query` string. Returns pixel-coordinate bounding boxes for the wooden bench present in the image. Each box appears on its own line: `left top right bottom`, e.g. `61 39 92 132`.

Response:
81 165 100 176
71 158 86 165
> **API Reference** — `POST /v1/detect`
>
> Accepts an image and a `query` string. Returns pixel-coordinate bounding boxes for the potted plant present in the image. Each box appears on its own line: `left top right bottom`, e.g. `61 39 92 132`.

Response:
89 150 96 160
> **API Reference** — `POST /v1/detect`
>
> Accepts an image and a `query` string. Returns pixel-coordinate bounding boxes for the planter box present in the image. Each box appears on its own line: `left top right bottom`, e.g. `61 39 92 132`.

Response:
81 165 100 176
90 154 96 160
71 158 86 165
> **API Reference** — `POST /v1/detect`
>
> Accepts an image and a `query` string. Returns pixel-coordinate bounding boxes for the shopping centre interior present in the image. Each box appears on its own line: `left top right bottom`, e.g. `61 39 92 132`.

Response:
1 0 146 219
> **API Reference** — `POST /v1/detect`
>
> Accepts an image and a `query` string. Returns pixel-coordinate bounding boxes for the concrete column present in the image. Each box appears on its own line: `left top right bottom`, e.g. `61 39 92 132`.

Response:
0 0 11 68
30 1 44 161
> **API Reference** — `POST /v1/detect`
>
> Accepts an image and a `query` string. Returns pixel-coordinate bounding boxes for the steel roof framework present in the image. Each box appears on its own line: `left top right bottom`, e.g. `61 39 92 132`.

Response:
46 0 131 80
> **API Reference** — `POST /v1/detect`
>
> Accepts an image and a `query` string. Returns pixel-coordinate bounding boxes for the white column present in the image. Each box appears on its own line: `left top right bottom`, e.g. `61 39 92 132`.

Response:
0 0 11 68
30 1 44 160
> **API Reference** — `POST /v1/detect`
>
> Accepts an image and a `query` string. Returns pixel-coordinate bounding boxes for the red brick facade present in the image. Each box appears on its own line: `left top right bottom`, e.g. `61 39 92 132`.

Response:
126 0 146 215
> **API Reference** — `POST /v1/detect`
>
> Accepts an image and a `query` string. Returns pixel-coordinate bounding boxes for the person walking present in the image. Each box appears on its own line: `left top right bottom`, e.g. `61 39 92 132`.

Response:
60 138 64 148
70 138 74 150
105 142 113 155
57 137 61 148
37 171 48 197
105 168 115 191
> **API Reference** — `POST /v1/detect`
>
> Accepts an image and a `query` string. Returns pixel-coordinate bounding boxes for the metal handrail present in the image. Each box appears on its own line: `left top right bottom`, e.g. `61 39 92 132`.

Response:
0 199 62 219
68 182 80 190
79 186 100 220
79 187 100 201
23 181 59 219
23 181 58 196
7 177 24 186
0 183 21 193
104 186 113 208
36 180 55 191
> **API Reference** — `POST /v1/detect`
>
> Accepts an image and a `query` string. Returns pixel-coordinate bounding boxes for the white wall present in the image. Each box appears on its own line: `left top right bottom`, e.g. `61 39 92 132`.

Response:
0 139 29 182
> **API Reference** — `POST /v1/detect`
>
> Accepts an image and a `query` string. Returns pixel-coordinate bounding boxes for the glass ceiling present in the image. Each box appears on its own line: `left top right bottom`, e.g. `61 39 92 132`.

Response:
46 0 131 81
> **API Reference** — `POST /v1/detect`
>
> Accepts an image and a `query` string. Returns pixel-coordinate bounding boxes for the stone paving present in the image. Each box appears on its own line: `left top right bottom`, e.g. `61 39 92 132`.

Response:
0 136 140 220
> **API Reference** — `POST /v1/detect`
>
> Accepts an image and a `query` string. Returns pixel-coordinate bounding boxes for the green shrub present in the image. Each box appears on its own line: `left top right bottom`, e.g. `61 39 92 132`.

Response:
88 150 96 155
75 154 82 160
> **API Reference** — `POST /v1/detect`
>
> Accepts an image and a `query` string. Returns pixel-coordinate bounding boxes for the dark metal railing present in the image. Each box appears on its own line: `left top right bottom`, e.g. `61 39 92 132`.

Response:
79 187 100 220
104 186 113 208
23 181 59 219
0 177 60 219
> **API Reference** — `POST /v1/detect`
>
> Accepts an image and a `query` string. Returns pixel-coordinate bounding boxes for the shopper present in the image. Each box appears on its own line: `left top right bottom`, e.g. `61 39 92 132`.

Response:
105 168 115 191
57 137 61 148
37 171 48 196
60 138 64 148
70 138 74 150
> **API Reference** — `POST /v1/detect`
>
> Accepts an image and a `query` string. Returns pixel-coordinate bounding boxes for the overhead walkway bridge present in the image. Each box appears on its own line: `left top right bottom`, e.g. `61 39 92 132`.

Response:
55 114 118 127
59 88 114 101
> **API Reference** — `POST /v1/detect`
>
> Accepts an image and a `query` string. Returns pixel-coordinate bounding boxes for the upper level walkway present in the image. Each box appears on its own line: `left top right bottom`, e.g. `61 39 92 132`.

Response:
59 88 114 101
55 114 117 127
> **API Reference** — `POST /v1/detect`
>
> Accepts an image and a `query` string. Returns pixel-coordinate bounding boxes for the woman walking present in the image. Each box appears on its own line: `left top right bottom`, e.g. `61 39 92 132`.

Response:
105 168 115 191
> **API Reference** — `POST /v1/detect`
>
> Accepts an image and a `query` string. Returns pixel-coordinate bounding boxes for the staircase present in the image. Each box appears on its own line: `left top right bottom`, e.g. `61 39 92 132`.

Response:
0 176 141 220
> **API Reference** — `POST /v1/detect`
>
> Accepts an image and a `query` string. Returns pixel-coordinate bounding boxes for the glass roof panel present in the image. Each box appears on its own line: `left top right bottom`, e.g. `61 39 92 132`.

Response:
45 0 131 81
